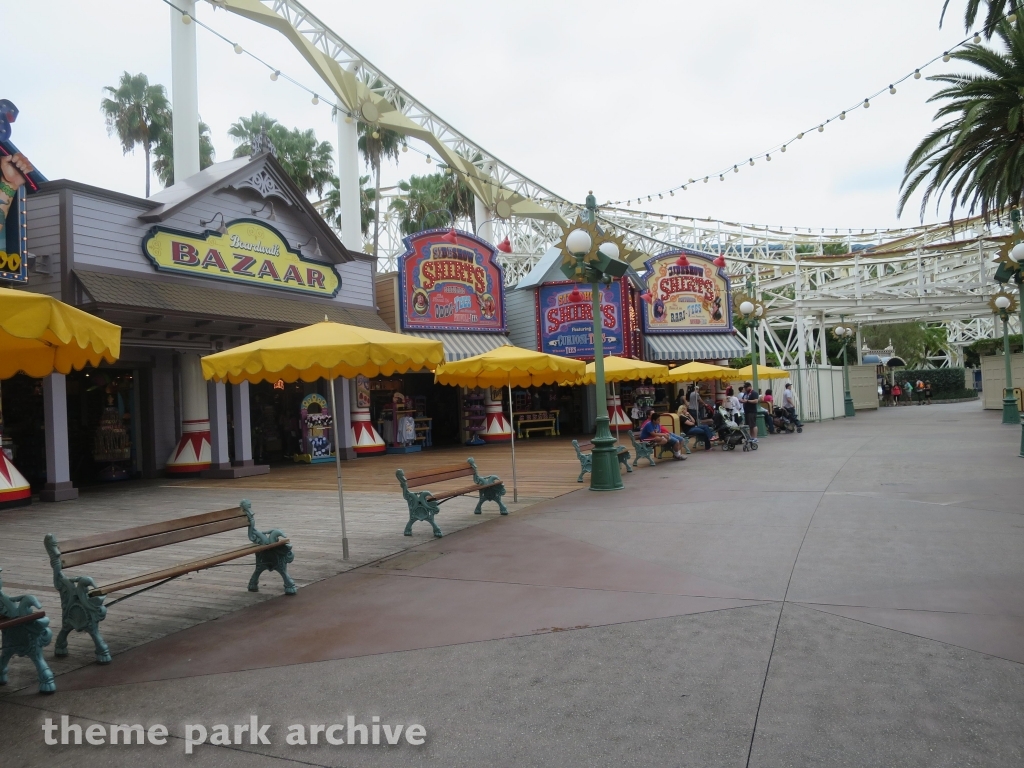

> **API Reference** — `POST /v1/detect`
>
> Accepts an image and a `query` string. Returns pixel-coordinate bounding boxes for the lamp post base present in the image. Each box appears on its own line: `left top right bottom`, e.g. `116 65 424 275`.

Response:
1002 392 1020 425
589 416 624 492
844 392 856 418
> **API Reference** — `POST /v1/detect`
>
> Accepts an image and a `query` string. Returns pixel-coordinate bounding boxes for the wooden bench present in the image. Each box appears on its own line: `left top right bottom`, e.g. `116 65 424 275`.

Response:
0 569 55 693
571 440 632 483
395 458 507 538
514 410 560 438
42 500 294 664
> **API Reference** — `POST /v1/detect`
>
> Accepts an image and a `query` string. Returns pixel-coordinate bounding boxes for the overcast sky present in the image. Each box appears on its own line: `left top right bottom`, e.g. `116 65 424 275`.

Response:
9 1 980 232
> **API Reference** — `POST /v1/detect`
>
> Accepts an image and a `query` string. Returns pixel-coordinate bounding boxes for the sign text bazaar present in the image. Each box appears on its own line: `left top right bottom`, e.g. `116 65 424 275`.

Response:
398 230 505 333
142 219 340 297
641 250 732 334
538 281 624 359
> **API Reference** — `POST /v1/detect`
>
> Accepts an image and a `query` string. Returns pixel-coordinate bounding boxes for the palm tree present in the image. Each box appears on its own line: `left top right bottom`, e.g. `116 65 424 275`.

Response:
942 0 1018 37
440 166 476 230
358 120 405 262
322 175 375 238
100 71 170 197
152 118 215 187
898 19 1024 222
389 174 452 235
228 113 334 197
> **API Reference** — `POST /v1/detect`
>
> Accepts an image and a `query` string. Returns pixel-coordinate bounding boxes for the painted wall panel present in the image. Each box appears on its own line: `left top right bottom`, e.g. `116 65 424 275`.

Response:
506 289 538 351
25 192 63 298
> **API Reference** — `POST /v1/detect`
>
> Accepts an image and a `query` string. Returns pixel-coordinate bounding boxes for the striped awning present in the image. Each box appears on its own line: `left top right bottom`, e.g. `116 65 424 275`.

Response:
404 331 510 362
644 332 748 362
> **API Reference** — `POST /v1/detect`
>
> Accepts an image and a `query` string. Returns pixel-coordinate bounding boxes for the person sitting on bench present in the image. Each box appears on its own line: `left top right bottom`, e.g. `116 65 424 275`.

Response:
679 407 716 450
639 410 686 461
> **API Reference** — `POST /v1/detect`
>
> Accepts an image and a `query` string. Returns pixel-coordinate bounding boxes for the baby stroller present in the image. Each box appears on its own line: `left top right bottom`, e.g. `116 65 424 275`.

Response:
783 406 803 433
771 407 797 434
714 407 756 451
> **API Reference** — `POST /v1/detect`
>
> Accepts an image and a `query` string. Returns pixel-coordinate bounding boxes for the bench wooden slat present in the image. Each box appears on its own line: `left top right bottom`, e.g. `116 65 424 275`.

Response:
404 467 475 486
89 539 290 597
58 507 244 554
428 481 503 502
61 515 249 569
0 611 46 631
402 464 475 482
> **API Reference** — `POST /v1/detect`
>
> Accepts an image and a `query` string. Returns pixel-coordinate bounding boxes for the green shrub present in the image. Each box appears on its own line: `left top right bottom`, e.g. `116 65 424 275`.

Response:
893 368 968 398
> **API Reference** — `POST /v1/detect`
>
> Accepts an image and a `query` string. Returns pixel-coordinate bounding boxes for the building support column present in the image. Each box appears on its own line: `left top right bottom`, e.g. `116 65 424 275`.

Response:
166 352 211 474
336 109 362 253
202 381 269 478
40 373 77 502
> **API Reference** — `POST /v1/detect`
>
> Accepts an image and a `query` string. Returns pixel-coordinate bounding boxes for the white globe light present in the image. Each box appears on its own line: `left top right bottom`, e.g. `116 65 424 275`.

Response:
598 241 619 260
739 300 755 316
565 229 592 256
755 305 764 317
234 43 244 55
835 326 846 337
1010 242 1024 262
995 295 1011 310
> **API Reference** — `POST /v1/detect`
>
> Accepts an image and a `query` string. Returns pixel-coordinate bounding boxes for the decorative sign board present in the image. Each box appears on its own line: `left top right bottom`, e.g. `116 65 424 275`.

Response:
640 249 732 334
142 219 340 297
398 229 505 333
537 280 625 359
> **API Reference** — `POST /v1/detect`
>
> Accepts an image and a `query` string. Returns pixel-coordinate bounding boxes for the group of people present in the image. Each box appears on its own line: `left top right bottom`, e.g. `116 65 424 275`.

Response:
880 379 932 406
641 380 802 459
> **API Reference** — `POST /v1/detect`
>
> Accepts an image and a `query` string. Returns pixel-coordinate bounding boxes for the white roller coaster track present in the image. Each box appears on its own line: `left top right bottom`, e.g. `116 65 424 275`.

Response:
212 0 1021 366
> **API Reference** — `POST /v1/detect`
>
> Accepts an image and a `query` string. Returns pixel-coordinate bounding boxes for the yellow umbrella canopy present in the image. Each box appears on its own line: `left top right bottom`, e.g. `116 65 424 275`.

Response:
730 364 791 380
201 321 445 384
582 356 669 385
434 345 586 388
663 361 733 382
0 287 121 379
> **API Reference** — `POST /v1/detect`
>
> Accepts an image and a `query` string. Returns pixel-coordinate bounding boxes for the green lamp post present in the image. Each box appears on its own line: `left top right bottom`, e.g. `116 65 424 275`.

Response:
736 295 768 436
990 291 1020 425
832 321 857 418
558 192 630 491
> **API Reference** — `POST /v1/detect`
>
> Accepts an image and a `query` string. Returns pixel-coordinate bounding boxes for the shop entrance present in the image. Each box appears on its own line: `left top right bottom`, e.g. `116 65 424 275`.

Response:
65 369 142 485
249 379 307 464
0 374 45 488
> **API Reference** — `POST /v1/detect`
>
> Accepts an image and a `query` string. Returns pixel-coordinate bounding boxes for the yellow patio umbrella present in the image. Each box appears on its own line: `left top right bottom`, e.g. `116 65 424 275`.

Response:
0 286 121 379
434 345 586 502
663 361 733 382
730 364 791 380
202 320 445 559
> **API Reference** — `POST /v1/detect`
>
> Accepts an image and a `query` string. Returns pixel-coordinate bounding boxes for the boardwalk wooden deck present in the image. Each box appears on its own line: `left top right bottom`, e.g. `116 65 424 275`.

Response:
0 436 591 693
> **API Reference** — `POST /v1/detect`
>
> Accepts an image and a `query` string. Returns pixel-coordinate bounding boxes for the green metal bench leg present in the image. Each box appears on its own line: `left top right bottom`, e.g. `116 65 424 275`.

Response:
0 578 56 693
618 450 633 473
241 501 297 595
44 535 111 664
475 484 509 515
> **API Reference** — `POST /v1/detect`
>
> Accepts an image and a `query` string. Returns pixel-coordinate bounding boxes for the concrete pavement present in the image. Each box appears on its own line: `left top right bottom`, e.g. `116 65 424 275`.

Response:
2 401 1023 767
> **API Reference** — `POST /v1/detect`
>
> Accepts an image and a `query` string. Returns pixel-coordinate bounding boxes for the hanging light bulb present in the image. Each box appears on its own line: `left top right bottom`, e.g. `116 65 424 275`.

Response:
658 193 663 199
688 178 694 184
648 196 652 202
270 70 280 81
426 155 432 164
943 51 951 62
1009 13 1017 23
840 111 846 120
914 69 921 79
344 115 353 123
719 175 724 181
889 84 896 94
733 165 739 173
401 144 407 151
704 177 709 183
797 132 804 139
766 154 771 161
781 145 787 153
671 190 676 196
311 94 319 105
182 12 192 24
233 43 243 54
864 98 870 108
749 158 754 166
817 124 824 132
626 200 631 206
973 32 981 43
372 130 380 139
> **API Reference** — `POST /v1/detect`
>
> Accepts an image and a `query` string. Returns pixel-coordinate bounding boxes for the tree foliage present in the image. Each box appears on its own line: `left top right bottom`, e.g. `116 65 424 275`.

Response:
389 170 476 235
358 114 405 261
941 0 1017 37
899 19 1024 222
322 175 375 238
100 71 170 198
228 112 335 196
861 322 949 368
152 119 215 187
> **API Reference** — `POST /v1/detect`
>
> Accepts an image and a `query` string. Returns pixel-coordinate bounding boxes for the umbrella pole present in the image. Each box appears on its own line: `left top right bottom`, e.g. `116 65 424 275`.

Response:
508 377 517 503
328 374 349 560
613 381 619 441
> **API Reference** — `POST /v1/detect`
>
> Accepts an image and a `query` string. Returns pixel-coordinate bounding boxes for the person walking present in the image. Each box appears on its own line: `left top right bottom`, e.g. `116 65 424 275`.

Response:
882 380 892 406
892 382 902 405
688 385 701 423
915 379 925 405
924 380 933 405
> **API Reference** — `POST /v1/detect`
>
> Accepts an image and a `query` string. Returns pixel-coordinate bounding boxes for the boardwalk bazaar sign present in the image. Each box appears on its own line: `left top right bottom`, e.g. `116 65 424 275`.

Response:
641 249 732 334
538 281 624 358
398 229 505 332
142 219 340 297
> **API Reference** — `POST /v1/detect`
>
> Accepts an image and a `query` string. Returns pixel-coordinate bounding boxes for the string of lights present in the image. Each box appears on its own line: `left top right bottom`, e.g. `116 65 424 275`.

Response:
159 0 1006 237
608 16 1015 208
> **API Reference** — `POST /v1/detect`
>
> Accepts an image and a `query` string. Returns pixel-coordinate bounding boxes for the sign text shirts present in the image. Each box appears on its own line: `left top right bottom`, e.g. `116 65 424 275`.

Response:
538 281 624 359
641 250 732 334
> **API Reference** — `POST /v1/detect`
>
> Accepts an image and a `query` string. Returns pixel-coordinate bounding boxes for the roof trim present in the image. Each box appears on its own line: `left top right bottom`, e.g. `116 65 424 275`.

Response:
35 179 157 209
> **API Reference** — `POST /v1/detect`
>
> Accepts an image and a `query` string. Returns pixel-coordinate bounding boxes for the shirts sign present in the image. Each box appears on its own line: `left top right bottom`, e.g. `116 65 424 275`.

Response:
640 249 732 334
398 229 505 332
537 281 624 359
142 219 340 298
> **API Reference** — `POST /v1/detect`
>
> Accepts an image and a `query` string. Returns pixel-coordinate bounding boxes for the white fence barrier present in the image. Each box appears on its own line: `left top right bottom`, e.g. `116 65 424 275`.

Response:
784 365 847 422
